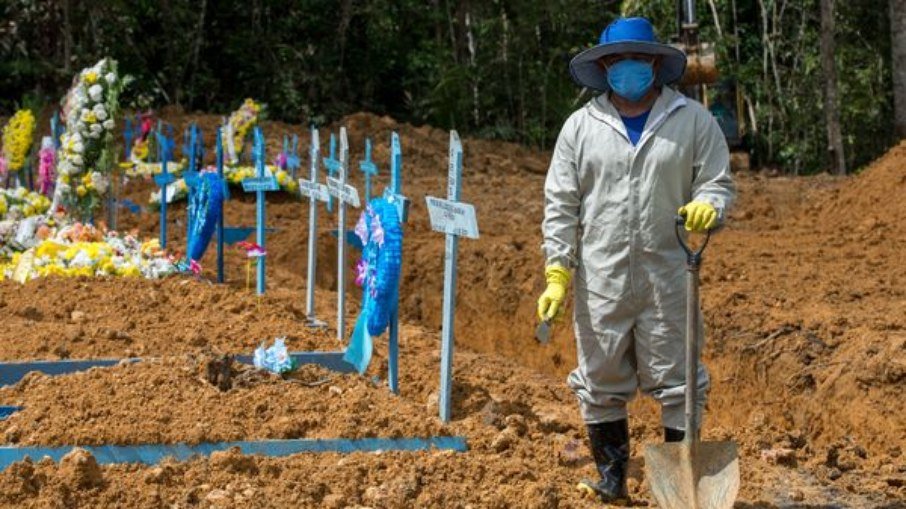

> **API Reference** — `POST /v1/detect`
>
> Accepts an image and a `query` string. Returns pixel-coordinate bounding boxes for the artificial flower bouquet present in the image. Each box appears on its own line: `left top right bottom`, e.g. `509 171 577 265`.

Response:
225 99 263 164
0 187 52 221
124 159 186 179
1 109 36 179
148 177 190 208
55 58 126 220
0 221 177 281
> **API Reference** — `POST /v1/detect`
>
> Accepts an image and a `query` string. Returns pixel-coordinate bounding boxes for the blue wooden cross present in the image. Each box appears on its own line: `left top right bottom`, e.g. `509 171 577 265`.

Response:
385 131 408 394
153 129 176 249
322 133 341 213
359 138 379 204
299 127 329 327
285 134 301 179
427 131 480 422
183 124 202 241
241 127 279 295
323 128 362 342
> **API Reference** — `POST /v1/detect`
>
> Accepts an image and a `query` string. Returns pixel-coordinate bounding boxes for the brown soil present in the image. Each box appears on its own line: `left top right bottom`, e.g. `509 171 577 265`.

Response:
0 112 902 507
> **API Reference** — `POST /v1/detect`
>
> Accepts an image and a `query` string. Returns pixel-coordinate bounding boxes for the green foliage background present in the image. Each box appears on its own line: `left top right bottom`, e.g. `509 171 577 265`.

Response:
0 0 896 173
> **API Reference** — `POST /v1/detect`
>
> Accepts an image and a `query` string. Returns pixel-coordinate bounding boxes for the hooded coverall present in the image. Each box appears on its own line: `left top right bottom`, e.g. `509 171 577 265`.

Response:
542 86 736 429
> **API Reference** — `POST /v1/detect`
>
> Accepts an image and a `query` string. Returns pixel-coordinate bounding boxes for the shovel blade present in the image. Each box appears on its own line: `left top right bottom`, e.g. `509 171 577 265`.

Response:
644 441 739 509
535 320 551 344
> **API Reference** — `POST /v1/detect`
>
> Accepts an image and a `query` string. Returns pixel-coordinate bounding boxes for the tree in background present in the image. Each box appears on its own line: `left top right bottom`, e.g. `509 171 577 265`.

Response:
820 0 845 175
0 0 897 174
891 0 906 138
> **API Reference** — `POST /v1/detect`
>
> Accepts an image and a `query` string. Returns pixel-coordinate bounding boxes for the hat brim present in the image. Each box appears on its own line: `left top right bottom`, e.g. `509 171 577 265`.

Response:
569 41 687 92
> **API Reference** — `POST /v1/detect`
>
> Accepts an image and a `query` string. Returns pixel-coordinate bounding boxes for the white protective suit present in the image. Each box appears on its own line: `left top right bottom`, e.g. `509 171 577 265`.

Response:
542 86 736 429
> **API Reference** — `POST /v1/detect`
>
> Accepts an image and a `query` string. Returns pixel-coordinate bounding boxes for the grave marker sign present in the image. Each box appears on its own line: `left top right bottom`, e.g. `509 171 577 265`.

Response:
426 131 480 422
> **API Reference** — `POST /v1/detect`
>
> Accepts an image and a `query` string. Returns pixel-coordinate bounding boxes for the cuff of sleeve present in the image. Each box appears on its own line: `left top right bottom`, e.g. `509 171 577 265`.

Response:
545 264 572 286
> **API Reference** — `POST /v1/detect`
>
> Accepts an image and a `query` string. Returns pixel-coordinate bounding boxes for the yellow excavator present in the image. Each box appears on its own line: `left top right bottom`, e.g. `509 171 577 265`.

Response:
673 0 750 170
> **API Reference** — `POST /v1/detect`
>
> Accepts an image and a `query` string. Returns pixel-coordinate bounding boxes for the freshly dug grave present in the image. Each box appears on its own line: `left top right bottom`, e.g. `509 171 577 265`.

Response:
0 355 445 446
0 111 902 506
0 277 340 361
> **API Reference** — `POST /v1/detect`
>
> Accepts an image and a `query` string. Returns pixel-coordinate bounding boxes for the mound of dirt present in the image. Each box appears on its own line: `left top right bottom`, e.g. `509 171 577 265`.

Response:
0 277 339 361
0 354 444 446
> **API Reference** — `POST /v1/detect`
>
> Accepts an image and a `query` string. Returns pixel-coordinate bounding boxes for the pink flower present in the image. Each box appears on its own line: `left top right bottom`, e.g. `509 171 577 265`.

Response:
190 259 202 275
275 152 288 169
355 259 367 286
236 241 266 258
38 147 56 196
140 113 154 140
370 214 385 246
355 213 368 246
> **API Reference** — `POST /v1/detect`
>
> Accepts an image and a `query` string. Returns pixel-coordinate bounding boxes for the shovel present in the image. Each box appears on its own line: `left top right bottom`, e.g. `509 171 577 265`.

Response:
644 216 739 509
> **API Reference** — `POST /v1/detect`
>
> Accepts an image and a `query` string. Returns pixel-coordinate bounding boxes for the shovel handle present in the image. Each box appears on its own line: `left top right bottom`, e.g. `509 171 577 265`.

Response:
675 215 711 268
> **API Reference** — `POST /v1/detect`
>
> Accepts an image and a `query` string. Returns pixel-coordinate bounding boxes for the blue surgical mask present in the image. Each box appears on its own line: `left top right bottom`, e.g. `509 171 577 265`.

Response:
607 59 655 102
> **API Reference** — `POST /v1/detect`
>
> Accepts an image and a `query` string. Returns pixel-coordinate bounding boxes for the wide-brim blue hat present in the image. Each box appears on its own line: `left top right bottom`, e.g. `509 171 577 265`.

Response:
569 17 687 92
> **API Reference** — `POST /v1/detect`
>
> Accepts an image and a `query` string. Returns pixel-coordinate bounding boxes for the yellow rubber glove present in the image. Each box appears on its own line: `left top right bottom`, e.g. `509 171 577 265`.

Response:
678 201 718 232
537 264 571 321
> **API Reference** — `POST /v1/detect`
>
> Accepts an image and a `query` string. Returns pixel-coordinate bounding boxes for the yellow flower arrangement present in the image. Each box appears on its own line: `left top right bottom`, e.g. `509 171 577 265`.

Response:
0 187 51 220
226 99 263 164
2 110 36 172
124 159 186 178
1 229 177 282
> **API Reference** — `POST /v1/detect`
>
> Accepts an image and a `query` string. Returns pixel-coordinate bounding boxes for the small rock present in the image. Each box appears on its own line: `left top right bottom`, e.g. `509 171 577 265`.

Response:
205 489 231 505
788 489 805 502
537 409 573 433
70 311 86 324
363 485 386 503
479 400 503 428
329 386 343 396
760 447 796 466
504 414 527 436
322 493 346 509
4 425 21 443
143 466 172 484
426 392 439 412
555 436 585 466
66 327 84 343
60 448 104 489
209 448 258 474
491 430 516 452
53 343 70 359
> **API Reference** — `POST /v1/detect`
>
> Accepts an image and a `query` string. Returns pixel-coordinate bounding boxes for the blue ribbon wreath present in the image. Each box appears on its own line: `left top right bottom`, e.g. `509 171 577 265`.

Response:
186 172 225 262
344 197 403 373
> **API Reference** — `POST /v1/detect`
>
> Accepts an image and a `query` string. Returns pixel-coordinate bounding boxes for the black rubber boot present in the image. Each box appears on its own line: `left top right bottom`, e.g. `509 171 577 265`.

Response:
664 427 685 443
577 419 630 503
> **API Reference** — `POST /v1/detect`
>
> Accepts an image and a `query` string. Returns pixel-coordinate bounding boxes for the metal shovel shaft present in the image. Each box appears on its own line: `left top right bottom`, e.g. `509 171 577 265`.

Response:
643 219 738 509
684 265 700 447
